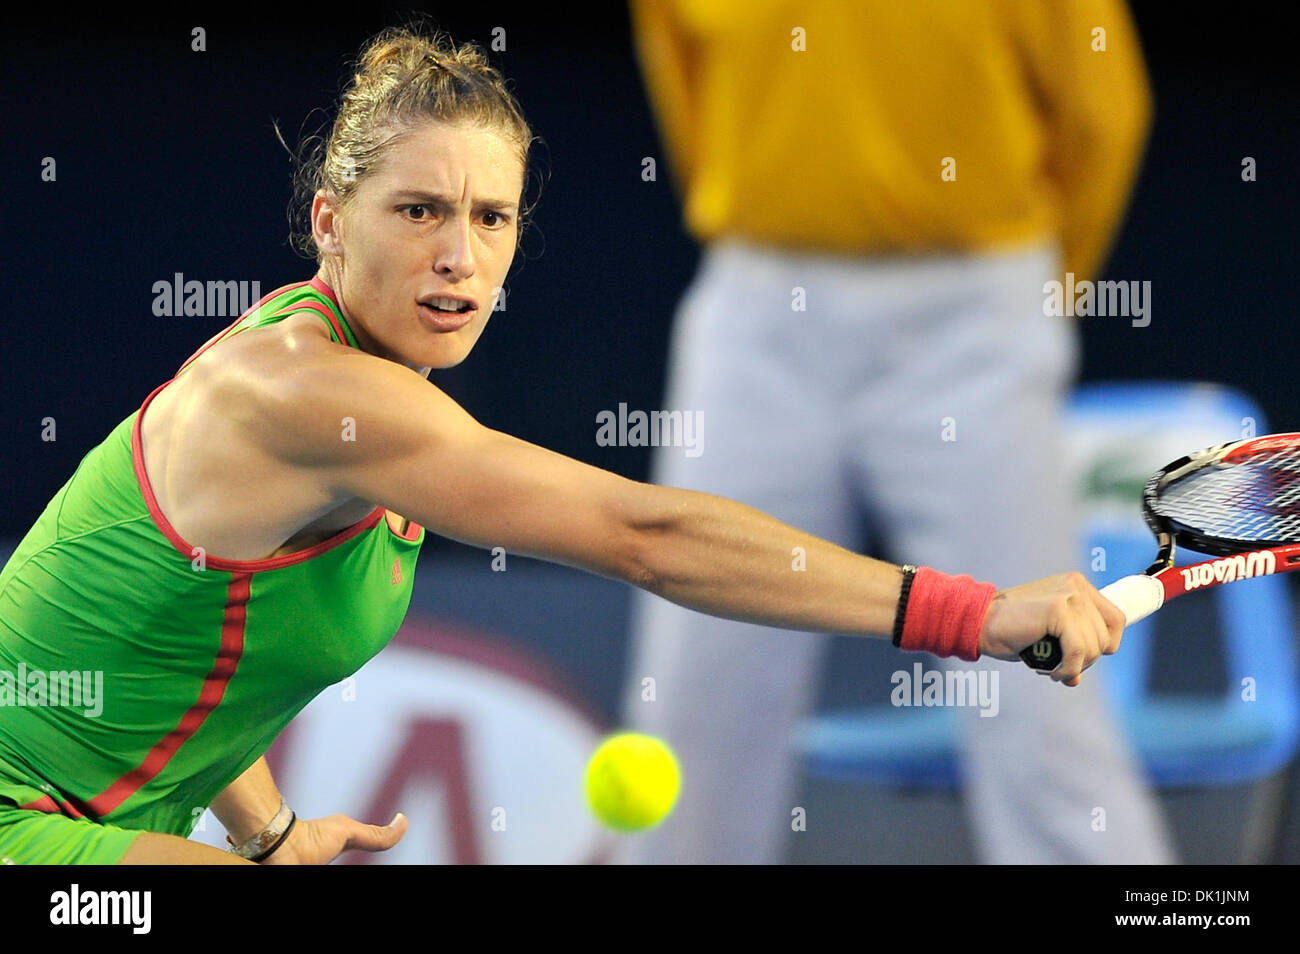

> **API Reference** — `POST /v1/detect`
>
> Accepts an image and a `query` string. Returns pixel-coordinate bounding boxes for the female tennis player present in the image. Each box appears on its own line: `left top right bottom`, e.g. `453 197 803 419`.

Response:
0 28 1125 865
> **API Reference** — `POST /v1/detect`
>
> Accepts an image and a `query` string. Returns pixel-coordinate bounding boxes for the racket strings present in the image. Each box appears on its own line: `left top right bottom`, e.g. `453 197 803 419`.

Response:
1154 443 1300 543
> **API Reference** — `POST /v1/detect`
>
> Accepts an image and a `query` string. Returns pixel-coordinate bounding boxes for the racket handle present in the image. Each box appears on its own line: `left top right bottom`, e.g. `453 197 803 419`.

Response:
1019 574 1164 672
1098 574 1165 625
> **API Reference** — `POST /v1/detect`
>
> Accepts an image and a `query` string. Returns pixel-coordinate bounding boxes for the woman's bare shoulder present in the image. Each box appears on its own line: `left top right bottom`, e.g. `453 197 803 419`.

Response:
189 312 440 468
188 314 370 425
142 313 390 560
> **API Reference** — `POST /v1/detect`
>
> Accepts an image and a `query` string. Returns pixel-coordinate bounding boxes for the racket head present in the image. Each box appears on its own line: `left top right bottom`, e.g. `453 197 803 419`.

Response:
1142 432 1300 557
1021 431 1300 674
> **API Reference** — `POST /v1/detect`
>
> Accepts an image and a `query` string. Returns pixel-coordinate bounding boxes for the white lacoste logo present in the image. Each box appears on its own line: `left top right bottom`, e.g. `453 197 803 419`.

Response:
1179 551 1276 590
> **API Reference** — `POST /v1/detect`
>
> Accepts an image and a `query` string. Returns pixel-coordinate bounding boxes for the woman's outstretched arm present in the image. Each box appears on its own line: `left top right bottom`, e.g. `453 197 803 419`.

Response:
250 345 1124 685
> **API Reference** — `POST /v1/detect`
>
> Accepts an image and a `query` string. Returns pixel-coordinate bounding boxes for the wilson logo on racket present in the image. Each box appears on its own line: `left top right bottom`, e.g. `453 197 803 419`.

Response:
1028 641 1055 661
1180 551 1276 590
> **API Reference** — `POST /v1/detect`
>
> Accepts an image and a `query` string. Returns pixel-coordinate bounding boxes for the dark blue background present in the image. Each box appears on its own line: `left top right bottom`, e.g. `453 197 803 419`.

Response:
3 6 1297 541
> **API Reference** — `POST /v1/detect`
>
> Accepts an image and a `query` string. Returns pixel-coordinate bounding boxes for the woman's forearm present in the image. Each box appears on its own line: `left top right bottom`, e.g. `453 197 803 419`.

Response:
209 756 284 844
631 485 907 637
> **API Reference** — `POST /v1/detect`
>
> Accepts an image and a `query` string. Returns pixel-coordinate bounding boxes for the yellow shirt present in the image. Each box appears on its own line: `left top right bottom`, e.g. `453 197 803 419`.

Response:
632 0 1152 280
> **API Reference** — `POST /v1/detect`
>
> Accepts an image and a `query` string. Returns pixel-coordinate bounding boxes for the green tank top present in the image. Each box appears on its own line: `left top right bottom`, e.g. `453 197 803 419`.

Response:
0 276 424 836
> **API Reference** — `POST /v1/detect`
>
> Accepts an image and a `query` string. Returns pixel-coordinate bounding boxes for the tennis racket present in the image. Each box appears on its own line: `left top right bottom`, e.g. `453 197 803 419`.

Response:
1020 432 1300 672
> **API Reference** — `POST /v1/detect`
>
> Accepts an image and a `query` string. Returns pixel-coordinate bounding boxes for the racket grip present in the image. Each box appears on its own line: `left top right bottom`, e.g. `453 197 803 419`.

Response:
1019 574 1164 672
1098 574 1165 625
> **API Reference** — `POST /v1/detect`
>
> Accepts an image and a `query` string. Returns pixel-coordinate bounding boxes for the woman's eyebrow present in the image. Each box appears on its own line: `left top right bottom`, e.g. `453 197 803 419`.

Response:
388 190 518 211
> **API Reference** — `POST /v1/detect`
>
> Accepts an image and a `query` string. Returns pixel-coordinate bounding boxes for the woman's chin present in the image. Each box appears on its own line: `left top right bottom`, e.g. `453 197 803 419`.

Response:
382 320 485 371
415 342 476 371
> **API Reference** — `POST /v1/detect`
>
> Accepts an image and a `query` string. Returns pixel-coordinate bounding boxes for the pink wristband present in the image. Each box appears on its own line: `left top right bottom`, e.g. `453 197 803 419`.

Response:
897 566 994 662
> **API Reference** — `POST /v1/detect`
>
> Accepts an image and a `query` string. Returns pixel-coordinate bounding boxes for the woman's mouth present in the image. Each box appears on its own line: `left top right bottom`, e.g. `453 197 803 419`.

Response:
417 299 476 332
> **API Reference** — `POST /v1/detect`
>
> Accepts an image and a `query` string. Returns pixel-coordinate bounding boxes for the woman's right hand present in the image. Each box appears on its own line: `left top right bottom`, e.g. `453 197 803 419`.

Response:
978 571 1127 686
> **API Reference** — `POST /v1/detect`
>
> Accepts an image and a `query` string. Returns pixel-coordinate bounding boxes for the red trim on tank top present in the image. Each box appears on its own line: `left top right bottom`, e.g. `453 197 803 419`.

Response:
88 574 252 818
286 299 349 345
132 380 385 573
307 275 361 348
309 274 339 305
18 794 58 812
16 793 85 819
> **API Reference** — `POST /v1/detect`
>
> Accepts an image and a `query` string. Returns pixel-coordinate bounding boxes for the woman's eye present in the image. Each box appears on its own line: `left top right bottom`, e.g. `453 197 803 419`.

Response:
402 205 508 226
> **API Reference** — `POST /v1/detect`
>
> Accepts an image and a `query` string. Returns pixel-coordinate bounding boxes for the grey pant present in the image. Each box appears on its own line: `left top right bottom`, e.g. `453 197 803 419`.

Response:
617 239 1176 864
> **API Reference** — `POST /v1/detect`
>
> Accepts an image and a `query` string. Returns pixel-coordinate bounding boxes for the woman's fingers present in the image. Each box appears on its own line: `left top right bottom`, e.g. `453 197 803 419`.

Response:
341 812 408 853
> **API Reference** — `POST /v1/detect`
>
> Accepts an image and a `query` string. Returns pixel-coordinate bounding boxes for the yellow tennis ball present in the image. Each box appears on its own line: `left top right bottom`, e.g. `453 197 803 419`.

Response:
584 733 681 832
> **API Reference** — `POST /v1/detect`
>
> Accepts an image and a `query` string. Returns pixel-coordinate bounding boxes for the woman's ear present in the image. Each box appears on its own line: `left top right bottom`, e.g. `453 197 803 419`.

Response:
311 190 344 257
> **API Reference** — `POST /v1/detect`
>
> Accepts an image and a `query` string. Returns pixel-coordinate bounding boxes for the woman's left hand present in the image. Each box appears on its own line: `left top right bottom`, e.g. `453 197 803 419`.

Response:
259 811 408 865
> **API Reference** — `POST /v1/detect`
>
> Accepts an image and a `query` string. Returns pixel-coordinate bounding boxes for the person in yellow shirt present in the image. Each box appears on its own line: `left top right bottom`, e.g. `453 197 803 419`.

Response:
619 0 1174 863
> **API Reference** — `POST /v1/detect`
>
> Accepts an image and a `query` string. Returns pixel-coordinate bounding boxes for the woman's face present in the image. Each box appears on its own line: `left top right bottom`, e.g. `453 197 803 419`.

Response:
312 121 524 371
